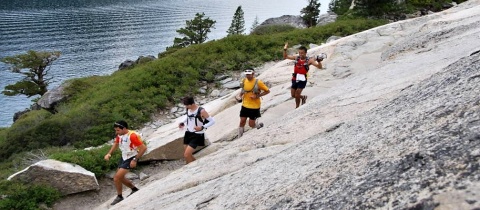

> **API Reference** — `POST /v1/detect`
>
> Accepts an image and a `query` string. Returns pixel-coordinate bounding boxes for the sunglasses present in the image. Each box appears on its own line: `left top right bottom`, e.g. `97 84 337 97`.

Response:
114 122 125 129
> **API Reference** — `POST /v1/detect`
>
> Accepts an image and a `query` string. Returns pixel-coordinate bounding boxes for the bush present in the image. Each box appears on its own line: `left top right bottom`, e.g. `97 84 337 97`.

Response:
251 24 298 35
49 145 120 177
408 0 454 11
0 180 61 210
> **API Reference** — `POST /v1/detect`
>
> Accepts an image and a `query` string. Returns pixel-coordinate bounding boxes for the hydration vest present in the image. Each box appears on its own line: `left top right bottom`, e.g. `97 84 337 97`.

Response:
294 56 310 74
185 106 209 127
240 78 260 95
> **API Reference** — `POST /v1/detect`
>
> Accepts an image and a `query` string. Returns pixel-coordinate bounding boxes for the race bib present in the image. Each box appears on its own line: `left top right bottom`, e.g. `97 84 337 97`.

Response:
296 74 306 81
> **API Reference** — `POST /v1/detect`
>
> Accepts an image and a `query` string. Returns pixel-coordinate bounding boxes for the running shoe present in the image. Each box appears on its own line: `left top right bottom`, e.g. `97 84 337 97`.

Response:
255 119 264 129
110 196 124 205
301 95 307 105
127 188 139 197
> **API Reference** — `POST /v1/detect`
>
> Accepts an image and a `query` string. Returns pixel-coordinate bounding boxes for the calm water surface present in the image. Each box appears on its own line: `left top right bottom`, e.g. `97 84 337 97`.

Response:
0 0 328 127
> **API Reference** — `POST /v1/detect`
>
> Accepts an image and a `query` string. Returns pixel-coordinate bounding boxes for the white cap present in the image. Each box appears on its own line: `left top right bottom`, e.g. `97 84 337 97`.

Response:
244 69 254 75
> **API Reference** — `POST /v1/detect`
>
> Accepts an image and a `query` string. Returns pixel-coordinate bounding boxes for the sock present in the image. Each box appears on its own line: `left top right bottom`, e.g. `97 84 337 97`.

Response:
238 127 244 137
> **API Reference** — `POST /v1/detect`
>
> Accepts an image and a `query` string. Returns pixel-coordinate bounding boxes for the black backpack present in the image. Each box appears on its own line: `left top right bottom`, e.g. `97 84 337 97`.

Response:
185 106 209 127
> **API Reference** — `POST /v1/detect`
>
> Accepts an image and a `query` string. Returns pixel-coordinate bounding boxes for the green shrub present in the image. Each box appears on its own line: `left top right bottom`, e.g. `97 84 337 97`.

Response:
408 0 453 11
49 145 119 177
250 24 298 35
0 110 53 158
0 180 61 210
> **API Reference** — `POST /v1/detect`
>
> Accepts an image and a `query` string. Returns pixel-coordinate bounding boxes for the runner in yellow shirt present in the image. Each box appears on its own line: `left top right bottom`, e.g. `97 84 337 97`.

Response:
236 69 270 138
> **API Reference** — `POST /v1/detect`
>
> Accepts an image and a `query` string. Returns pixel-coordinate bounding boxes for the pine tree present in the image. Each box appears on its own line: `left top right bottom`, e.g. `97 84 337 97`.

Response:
353 0 399 17
174 12 216 46
226 6 246 36
1 50 60 97
329 0 353 15
250 15 260 33
300 0 321 28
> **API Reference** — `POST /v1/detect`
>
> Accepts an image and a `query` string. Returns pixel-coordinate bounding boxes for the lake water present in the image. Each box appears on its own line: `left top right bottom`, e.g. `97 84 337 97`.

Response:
0 0 329 127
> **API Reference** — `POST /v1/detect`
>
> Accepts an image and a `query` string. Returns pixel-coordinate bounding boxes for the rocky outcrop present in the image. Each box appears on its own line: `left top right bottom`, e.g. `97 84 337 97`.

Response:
141 136 209 161
118 59 135 70
258 12 336 28
316 12 338 26
37 82 70 110
8 159 99 195
12 109 29 122
259 15 306 28
105 1 480 209
13 103 42 122
136 55 156 64
119 55 156 70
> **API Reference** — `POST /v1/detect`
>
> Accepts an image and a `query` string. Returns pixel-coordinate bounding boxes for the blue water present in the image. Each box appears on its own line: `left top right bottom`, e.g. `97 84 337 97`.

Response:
0 0 329 127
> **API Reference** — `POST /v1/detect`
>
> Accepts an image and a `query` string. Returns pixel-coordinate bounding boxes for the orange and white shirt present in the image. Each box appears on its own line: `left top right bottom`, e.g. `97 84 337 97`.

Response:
115 130 143 160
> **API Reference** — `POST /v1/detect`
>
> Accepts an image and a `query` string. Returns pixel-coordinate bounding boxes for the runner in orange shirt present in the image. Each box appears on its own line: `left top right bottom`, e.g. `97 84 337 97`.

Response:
104 120 147 205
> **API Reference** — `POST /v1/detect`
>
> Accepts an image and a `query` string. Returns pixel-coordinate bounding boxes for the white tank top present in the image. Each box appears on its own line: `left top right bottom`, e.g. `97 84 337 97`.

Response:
186 107 205 134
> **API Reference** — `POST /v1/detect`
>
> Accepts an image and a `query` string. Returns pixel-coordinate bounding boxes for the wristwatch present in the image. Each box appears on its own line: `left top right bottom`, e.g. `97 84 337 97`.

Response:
132 157 138 161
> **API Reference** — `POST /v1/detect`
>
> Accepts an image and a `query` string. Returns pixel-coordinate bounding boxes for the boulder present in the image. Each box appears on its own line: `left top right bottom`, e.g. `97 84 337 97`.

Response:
8 159 99 195
316 12 338 26
13 109 30 122
219 77 233 84
259 15 306 28
37 82 69 110
222 81 241 89
118 59 135 70
136 55 156 64
141 123 210 161
326 35 343 43
210 89 220 97
214 74 229 81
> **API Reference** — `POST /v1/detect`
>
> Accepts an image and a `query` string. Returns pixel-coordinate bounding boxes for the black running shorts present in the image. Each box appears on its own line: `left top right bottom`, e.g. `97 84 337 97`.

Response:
183 131 205 149
291 80 307 89
118 156 135 169
240 106 261 120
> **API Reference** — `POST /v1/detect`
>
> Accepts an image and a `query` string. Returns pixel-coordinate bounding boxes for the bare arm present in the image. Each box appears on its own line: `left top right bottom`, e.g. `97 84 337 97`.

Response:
104 142 119 161
178 116 187 128
135 144 147 159
255 81 270 98
258 89 270 97
200 108 210 119
283 42 296 60
309 58 323 69
130 143 147 168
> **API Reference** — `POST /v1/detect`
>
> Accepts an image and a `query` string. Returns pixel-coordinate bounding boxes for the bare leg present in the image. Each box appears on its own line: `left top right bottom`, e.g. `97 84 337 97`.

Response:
248 118 256 128
294 88 304 108
184 145 196 164
113 168 132 196
238 117 247 137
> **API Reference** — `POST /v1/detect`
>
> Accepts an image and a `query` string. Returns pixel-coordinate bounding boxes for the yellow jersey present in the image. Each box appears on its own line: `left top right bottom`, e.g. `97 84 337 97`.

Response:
241 78 269 109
